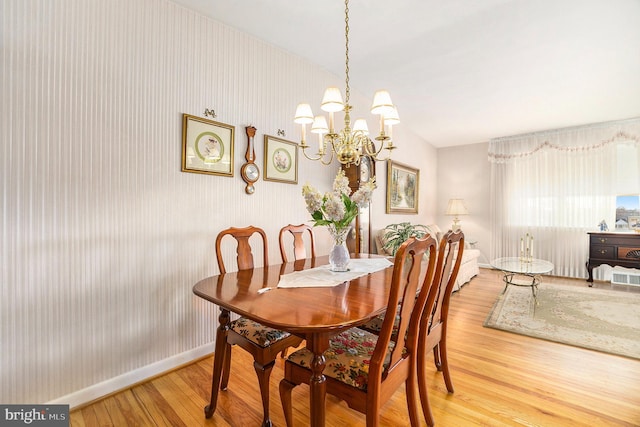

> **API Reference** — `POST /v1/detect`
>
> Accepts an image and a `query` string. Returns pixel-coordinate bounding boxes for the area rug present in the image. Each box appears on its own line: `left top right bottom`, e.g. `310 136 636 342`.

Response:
483 283 640 359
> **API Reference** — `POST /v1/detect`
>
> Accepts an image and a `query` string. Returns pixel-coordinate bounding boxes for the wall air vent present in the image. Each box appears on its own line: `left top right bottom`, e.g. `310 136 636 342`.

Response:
611 267 640 287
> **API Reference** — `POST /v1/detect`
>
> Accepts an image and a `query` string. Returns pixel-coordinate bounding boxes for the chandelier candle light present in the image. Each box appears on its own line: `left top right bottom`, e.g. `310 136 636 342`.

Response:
294 0 399 166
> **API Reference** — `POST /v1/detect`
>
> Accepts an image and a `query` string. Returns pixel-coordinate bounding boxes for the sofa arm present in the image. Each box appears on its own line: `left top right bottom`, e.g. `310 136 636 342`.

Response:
373 230 388 255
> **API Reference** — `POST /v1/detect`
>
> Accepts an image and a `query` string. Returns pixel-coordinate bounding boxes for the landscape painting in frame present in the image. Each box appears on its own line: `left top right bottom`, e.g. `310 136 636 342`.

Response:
263 135 298 184
386 160 419 214
616 194 640 230
181 114 234 176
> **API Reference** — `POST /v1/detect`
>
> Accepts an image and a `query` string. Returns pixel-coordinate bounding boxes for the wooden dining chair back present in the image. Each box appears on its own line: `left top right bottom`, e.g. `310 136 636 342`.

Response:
207 225 303 426
279 235 438 427
278 223 316 263
417 229 465 426
215 225 269 274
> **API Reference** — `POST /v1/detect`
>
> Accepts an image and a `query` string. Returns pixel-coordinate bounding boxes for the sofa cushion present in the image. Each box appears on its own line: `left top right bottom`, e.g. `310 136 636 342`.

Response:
374 224 480 291
375 224 443 256
423 224 444 244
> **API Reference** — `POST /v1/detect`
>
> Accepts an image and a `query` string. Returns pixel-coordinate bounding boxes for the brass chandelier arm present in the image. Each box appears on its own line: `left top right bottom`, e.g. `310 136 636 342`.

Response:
365 138 396 161
301 148 335 165
293 0 400 167
300 140 335 165
302 136 395 166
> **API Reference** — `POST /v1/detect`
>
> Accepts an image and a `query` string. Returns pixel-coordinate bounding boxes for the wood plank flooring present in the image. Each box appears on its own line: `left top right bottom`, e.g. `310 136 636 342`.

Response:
70 268 640 426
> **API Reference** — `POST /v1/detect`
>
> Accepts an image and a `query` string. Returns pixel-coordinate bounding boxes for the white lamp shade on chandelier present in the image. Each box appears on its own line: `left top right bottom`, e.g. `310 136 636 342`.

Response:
370 90 394 115
293 0 400 166
321 87 345 112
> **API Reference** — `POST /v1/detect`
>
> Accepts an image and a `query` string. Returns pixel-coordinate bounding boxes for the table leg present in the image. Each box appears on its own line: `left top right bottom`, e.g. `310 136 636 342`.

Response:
530 274 546 315
501 273 514 294
586 261 594 286
306 334 330 427
205 308 230 418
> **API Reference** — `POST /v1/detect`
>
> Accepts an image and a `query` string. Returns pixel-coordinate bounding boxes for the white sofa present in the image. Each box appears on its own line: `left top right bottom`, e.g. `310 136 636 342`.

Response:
373 224 480 292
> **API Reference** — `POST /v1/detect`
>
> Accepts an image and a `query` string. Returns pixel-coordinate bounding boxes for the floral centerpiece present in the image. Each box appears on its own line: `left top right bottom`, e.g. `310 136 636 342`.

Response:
302 169 376 271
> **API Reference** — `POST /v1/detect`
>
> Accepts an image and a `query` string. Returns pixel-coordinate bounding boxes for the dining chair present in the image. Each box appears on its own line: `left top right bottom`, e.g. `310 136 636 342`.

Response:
417 229 464 426
278 223 316 263
207 226 303 427
279 234 438 427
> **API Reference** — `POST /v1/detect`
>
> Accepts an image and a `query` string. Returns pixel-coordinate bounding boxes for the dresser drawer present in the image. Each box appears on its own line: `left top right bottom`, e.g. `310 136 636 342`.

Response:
592 234 640 246
618 247 640 260
590 245 615 259
591 235 612 245
587 232 640 282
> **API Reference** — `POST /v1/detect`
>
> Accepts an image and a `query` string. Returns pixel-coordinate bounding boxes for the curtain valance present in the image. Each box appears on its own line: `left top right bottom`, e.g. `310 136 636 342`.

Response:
488 117 640 164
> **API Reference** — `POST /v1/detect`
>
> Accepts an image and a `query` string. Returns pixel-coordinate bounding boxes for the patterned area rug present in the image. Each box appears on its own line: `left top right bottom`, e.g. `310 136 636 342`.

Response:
484 282 640 359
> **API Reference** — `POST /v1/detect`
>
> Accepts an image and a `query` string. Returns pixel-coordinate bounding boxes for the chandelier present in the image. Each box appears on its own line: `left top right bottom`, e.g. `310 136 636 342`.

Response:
294 0 399 166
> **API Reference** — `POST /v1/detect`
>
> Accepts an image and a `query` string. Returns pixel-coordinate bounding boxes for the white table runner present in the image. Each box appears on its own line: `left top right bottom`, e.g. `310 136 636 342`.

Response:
277 258 394 288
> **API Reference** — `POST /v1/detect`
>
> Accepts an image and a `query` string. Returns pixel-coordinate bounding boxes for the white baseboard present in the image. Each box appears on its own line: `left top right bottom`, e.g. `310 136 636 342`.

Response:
48 343 215 409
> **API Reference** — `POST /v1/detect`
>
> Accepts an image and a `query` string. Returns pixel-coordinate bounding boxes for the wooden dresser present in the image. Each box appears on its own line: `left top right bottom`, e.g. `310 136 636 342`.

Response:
587 232 640 284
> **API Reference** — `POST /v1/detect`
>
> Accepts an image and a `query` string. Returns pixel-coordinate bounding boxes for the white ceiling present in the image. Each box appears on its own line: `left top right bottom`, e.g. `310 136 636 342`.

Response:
170 0 640 147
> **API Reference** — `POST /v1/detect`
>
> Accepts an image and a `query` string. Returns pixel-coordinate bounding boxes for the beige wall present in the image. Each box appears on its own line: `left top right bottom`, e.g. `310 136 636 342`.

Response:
371 144 439 232
1 0 436 406
437 142 491 265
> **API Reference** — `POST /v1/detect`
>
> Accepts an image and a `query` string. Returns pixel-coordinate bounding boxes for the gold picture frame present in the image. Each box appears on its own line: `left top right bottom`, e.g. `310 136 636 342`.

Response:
181 114 234 176
263 135 298 184
386 160 419 214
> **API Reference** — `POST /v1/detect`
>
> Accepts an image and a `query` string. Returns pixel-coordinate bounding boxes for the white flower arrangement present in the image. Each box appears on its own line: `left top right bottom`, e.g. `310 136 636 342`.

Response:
302 169 376 234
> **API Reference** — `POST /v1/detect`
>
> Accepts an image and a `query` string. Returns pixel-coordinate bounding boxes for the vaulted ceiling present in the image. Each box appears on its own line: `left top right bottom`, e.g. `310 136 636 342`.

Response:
170 0 640 147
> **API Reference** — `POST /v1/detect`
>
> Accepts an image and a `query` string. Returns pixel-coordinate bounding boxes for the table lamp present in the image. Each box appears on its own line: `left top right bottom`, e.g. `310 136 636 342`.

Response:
446 198 468 231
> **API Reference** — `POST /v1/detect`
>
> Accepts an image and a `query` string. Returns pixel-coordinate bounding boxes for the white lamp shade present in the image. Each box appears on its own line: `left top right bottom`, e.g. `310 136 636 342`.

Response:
352 119 369 135
311 115 329 134
384 106 400 125
445 199 469 216
294 103 314 124
370 90 394 115
320 87 344 112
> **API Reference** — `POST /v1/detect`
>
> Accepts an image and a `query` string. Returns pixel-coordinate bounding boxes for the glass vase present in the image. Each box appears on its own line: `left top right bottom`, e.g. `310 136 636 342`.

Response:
328 226 350 272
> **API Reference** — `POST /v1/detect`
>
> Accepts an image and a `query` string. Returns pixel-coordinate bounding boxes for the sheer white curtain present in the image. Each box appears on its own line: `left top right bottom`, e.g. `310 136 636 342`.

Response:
489 118 640 279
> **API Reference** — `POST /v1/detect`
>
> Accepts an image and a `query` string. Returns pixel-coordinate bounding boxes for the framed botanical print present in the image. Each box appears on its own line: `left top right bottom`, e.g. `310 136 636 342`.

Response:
386 160 419 214
181 114 234 176
263 135 298 184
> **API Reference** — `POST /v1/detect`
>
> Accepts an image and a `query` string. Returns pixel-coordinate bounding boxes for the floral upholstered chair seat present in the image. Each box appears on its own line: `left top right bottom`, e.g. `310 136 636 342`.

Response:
286 328 399 391
230 317 293 347
360 307 399 334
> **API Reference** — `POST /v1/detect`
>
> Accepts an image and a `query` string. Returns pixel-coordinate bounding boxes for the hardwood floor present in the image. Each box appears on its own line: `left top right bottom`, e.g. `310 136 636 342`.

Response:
70 268 640 426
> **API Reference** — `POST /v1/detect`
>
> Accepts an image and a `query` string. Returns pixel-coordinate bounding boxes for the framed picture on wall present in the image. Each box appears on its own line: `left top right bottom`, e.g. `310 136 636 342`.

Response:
263 135 298 184
386 160 419 214
181 114 235 176
615 194 640 229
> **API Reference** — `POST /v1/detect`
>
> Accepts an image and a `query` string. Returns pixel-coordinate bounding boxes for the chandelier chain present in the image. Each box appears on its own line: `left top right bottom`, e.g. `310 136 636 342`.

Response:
294 0 397 165
344 0 350 104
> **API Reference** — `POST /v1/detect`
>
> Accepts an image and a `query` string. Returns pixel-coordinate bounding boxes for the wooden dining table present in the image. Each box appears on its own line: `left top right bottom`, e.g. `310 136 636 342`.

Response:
192 254 394 427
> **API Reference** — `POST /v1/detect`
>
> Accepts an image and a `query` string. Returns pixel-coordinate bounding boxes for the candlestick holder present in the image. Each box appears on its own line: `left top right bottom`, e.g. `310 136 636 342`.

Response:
519 233 534 263
519 252 533 263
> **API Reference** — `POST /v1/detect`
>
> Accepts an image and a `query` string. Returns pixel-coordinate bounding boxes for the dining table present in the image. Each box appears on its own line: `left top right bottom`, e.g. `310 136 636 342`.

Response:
192 254 395 427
